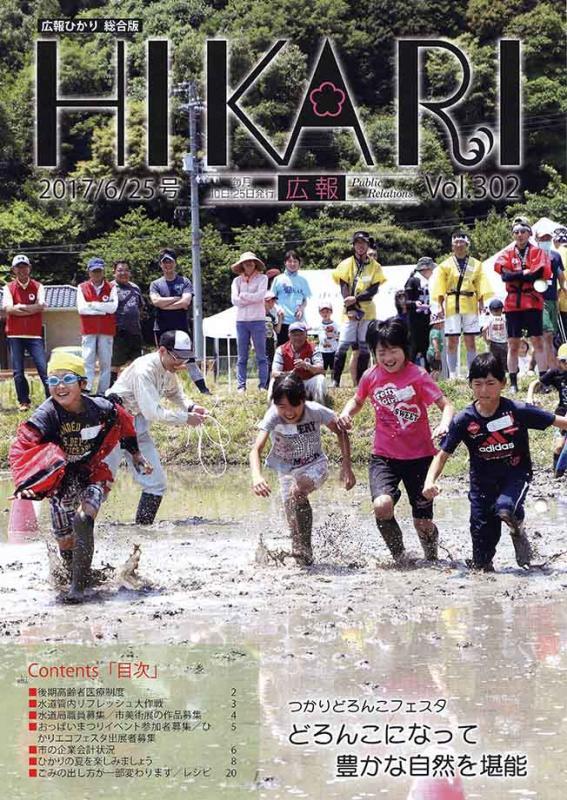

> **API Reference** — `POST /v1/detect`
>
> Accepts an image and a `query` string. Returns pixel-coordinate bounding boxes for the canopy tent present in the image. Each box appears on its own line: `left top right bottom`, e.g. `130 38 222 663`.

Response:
203 265 418 387
203 265 418 342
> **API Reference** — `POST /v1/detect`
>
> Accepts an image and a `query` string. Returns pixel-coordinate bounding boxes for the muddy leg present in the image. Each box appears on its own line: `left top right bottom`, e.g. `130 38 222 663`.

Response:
284 495 313 566
64 511 94 604
374 495 405 562
414 519 439 561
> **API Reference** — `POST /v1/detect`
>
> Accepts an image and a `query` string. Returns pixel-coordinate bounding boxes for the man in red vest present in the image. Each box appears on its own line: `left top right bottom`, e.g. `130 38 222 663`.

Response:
1 254 49 411
494 217 551 392
271 322 326 403
77 257 118 394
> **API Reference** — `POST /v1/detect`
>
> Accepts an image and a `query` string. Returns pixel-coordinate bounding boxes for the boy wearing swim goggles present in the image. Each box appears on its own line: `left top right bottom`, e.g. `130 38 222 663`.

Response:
10 351 150 603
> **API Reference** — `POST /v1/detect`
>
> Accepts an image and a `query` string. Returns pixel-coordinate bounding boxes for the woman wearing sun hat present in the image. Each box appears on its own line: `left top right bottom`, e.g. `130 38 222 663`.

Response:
230 252 269 392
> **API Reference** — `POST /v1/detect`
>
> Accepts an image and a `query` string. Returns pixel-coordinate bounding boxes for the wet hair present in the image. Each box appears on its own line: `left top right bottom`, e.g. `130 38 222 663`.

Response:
272 373 307 406
394 289 407 314
284 249 302 264
468 352 506 383
366 318 410 357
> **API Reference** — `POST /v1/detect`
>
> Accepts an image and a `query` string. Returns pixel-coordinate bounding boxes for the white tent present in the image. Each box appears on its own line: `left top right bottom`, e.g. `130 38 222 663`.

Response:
203 264 418 341
203 265 418 386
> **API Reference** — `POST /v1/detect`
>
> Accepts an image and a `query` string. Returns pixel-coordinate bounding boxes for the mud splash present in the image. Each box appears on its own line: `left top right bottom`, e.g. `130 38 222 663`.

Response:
1 467 567 798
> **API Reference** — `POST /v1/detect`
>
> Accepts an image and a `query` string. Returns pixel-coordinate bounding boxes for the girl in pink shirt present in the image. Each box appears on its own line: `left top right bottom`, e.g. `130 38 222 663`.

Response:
339 319 454 563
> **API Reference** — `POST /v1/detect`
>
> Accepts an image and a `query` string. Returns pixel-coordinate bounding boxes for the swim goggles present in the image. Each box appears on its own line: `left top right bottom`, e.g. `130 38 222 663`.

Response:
47 373 82 387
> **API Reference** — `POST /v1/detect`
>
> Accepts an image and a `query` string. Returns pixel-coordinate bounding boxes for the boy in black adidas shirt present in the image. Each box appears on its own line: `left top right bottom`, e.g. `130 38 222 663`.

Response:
423 353 567 571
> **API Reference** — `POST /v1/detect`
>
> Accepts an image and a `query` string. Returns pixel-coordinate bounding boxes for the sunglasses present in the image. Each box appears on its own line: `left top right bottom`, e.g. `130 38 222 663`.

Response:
168 351 190 364
47 373 81 387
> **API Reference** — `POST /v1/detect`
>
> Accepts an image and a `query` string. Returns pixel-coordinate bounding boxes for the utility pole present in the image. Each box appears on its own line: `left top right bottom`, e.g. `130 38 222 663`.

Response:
177 81 204 360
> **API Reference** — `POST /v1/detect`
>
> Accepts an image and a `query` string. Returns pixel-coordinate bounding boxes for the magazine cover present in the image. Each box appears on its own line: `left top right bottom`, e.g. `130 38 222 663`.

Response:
0 2 566 798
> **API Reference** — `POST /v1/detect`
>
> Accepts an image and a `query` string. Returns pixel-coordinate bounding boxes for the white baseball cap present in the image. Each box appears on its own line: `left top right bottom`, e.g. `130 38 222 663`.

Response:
159 330 193 359
12 254 31 267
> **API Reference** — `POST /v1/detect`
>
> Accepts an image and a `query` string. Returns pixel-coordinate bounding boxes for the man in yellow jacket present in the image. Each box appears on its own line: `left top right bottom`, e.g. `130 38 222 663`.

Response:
432 230 493 378
331 231 386 386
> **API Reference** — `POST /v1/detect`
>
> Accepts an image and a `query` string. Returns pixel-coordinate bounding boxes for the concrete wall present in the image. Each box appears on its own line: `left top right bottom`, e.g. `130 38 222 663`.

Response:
44 310 81 357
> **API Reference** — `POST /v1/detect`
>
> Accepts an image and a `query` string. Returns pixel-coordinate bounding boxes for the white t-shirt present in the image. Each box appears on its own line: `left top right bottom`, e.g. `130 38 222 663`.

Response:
315 319 340 353
483 313 508 344
258 401 335 473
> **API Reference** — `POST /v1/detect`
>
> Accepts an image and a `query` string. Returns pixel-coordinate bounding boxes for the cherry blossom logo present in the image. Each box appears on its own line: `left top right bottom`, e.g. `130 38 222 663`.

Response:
309 81 346 118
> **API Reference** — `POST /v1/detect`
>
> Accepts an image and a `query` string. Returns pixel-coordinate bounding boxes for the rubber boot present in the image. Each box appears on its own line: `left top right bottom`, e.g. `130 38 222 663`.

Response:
553 452 565 478
194 378 211 395
356 350 370 384
417 524 439 561
509 371 518 394
332 349 348 387
376 517 405 562
498 509 532 568
65 512 94 603
135 492 163 525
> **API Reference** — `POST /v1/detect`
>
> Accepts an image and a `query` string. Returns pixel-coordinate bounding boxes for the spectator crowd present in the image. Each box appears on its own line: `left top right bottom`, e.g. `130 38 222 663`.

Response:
2 216 567 412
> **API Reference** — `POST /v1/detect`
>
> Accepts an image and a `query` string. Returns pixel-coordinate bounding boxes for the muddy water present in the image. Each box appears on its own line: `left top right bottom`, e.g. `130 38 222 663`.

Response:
1 467 567 799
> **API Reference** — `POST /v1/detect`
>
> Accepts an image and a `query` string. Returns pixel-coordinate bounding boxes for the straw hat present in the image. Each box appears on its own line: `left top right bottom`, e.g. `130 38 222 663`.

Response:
230 252 265 274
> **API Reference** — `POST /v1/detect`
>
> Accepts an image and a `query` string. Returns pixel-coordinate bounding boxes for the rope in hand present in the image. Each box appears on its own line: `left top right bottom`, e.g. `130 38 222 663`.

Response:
186 413 231 477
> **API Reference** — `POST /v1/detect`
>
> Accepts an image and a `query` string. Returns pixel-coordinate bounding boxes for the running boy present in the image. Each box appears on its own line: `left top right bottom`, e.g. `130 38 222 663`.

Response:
9 351 150 603
339 319 454 563
250 373 355 566
526 342 567 476
423 353 567 570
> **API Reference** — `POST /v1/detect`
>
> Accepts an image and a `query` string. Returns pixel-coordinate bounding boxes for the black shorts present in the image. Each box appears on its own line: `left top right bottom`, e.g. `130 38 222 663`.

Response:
506 309 543 339
369 455 434 519
427 354 442 372
112 331 143 367
322 352 335 371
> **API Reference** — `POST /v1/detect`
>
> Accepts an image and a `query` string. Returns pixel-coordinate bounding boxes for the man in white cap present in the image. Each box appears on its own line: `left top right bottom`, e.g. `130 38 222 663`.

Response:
77 257 118 394
432 230 492 379
106 330 208 525
494 217 551 392
533 218 565 370
2 254 49 410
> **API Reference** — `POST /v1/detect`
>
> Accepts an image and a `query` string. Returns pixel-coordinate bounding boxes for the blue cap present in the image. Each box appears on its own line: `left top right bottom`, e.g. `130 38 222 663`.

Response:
88 257 105 271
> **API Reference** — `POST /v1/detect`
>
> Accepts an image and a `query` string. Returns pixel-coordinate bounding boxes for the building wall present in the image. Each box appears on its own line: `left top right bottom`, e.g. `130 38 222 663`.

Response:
44 311 81 357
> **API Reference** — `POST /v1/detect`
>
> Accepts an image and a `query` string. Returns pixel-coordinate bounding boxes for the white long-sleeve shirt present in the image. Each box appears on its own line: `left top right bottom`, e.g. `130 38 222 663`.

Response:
77 282 118 315
108 352 192 425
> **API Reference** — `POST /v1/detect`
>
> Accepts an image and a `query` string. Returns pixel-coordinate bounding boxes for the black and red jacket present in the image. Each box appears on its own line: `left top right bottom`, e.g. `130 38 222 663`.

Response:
494 243 551 313
10 396 139 498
